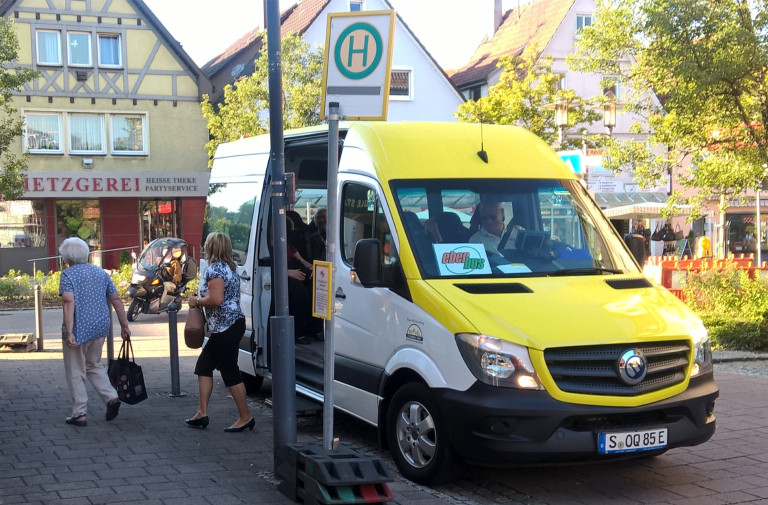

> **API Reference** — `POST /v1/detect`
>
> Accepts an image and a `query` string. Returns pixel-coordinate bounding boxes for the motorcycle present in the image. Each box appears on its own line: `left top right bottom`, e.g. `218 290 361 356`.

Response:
127 238 197 322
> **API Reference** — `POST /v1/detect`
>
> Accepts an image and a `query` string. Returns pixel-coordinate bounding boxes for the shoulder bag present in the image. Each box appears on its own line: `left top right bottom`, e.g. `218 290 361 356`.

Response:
185 306 206 349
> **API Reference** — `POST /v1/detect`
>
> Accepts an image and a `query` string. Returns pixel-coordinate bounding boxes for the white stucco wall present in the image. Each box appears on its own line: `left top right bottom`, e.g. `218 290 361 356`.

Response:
301 0 464 122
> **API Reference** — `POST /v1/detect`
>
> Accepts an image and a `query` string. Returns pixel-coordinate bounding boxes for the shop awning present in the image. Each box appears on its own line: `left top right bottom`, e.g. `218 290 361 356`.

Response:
602 202 693 219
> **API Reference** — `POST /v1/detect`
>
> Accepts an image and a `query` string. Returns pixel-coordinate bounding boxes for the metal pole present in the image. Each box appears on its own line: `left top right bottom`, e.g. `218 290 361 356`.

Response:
34 284 44 351
266 0 297 468
323 103 340 450
107 304 114 362
757 188 762 266
168 303 181 396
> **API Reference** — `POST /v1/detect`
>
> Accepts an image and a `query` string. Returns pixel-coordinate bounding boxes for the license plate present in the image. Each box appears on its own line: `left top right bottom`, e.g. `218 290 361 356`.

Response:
598 428 667 454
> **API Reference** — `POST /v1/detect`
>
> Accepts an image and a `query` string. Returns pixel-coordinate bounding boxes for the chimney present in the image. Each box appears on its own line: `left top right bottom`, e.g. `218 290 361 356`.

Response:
494 0 503 33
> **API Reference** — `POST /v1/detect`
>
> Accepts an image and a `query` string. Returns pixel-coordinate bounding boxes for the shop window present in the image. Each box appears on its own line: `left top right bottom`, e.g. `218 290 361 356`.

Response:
0 200 46 248
140 200 179 247
67 32 92 66
56 200 102 265
98 34 121 67
69 114 105 154
36 30 61 65
389 68 413 101
25 113 63 153
111 115 146 154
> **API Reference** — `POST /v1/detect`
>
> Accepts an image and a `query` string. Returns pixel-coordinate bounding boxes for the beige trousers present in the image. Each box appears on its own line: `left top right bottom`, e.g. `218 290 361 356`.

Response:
62 337 118 417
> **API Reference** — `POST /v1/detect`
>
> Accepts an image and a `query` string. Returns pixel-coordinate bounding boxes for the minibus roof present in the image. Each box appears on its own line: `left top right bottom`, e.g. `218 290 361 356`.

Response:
346 122 576 182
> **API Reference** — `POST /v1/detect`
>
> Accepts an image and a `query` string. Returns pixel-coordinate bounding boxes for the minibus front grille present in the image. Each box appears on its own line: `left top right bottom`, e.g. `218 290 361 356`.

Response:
568 410 669 431
544 341 691 396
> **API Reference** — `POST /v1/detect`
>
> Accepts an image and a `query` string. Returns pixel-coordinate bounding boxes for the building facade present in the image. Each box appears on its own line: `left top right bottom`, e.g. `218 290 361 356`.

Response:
202 0 465 122
0 0 211 274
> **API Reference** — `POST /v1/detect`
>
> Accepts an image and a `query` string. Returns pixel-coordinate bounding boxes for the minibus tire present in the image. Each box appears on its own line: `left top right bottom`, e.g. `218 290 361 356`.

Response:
386 383 464 485
127 299 141 322
241 372 264 394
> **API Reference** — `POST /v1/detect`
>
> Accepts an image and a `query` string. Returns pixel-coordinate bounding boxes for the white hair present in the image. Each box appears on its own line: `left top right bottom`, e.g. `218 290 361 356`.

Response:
59 238 90 265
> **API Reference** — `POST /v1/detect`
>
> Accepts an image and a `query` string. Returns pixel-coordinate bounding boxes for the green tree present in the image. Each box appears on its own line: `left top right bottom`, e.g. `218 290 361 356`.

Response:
455 46 601 150
569 0 768 222
201 33 324 166
1 18 39 200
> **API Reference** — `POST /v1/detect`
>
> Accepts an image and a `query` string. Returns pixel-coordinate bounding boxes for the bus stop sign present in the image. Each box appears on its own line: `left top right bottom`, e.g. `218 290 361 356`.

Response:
321 10 395 121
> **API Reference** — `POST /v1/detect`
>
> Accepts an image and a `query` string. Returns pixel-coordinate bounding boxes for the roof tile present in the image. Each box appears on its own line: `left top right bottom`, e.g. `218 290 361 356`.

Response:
202 0 331 76
450 0 575 89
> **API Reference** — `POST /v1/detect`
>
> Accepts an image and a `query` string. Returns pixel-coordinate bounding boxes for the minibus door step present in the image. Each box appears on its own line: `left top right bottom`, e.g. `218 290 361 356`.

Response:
264 395 322 416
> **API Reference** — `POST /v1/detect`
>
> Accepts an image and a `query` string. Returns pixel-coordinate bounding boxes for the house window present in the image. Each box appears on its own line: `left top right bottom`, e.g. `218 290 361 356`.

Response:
111 115 146 155
25 113 62 153
468 86 482 101
602 76 621 100
350 0 363 11
36 30 61 65
69 114 104 154
389 68 413 101
576 15 593 31
553 73 567 92
68 32 92 66
98 34 121 67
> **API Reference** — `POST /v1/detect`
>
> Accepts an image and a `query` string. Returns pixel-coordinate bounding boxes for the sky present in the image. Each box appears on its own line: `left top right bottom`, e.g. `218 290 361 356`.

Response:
142 0 522 71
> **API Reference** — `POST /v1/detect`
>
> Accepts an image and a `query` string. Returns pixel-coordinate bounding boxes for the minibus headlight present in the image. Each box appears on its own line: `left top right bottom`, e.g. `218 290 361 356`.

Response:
455 333 544 390
691 332 713 378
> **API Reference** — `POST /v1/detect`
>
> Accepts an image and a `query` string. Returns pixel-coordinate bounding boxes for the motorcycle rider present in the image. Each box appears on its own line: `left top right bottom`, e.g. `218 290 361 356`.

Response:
161 246 183 307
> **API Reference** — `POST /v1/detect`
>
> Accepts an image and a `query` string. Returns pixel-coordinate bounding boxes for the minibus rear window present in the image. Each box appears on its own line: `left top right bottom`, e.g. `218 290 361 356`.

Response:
391 179 639 279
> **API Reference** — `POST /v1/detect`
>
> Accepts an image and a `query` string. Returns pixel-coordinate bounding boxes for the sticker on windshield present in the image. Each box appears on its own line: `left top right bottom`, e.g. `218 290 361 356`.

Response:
498 264 532 274
433 244 492 276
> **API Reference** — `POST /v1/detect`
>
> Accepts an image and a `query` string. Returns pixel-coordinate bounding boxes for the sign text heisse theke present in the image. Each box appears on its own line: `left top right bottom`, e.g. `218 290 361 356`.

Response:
23 172 211 198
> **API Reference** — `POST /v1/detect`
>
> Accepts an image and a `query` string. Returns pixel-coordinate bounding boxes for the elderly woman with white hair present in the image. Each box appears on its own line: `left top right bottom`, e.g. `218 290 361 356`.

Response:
59 237 131 427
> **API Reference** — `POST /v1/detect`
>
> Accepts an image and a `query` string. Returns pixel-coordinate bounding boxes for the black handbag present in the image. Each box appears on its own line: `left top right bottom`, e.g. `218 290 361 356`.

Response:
108 340 148 405
651 223 664 241
661 225 676 242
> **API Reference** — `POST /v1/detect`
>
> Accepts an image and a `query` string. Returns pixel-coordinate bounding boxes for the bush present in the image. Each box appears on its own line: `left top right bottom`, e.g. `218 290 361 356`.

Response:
699 313 763 351
119 250 132 267
682 263 768 350
0 277 22 298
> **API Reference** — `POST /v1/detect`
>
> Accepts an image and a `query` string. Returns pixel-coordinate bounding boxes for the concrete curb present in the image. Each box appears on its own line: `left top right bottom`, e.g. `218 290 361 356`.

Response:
712 351 768 363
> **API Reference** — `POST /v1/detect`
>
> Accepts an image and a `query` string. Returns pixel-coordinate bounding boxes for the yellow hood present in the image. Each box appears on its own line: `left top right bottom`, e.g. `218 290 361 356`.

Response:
419 276 700 350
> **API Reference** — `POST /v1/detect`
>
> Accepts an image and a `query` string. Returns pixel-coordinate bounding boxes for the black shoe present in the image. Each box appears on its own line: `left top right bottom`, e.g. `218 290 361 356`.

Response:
313 332 324 342
224 418 255 432
106 398 121 421
65 415 87 427
295 336 312 345
185 416 210 429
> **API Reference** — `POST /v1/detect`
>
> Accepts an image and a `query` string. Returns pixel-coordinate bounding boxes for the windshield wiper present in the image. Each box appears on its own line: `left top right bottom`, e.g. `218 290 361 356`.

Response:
550 267 624 276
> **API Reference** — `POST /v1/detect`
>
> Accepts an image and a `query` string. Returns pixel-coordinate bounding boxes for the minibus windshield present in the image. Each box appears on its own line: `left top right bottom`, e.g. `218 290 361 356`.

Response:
391 179 640 279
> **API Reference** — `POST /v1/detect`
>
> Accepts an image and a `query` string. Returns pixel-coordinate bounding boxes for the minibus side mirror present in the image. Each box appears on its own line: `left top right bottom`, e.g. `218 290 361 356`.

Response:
625 234 647 266
353 239 382 288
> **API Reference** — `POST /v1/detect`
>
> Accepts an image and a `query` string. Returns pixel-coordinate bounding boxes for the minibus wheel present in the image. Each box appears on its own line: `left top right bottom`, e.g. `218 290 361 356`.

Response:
386 383 464 485
127 299 142 322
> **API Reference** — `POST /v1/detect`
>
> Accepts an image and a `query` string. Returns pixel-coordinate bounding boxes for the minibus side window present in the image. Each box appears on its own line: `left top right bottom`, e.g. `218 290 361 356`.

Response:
204 182 260 266
341 183 390 266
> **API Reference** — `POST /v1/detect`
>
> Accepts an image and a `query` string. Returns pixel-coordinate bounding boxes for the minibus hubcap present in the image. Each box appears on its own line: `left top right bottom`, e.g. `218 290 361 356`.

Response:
396 401 436 468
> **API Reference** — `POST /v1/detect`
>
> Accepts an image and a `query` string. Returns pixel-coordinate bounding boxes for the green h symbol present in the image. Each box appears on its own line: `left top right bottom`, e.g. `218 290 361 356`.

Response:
347 34 369 67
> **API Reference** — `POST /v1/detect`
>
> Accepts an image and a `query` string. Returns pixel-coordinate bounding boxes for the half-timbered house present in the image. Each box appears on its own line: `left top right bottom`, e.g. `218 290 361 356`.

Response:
0 0 211 274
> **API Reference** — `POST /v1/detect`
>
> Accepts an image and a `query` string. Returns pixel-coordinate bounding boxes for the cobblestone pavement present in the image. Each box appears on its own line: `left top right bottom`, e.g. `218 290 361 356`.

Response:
3 309 768 504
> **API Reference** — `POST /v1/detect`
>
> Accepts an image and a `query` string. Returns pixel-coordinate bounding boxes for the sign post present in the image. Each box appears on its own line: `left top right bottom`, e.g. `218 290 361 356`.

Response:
320 11 394 452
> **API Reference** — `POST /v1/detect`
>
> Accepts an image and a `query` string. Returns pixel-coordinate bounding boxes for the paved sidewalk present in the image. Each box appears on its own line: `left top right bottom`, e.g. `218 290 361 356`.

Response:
0 310 443 505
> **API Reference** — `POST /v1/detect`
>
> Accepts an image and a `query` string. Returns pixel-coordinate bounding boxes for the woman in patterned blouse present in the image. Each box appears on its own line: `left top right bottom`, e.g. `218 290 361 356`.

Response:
186 233 254 432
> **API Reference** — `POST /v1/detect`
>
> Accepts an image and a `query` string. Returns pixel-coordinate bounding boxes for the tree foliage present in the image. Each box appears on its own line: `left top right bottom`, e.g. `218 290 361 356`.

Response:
455 46 601 150
1 18 39 201
201 33 324 166
569 0 768 218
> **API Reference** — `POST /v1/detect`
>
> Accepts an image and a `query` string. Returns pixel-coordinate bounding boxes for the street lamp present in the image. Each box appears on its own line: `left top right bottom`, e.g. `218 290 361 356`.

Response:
555 96 570 144
603 94 618 136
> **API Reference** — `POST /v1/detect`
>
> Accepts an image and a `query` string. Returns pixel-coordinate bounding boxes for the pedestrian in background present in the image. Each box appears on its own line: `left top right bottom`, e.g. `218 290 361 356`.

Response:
187 232 254 432
59 237 131 427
